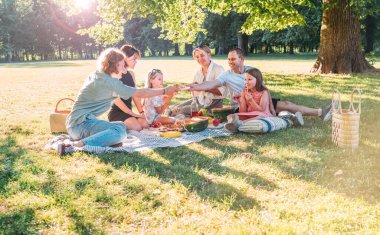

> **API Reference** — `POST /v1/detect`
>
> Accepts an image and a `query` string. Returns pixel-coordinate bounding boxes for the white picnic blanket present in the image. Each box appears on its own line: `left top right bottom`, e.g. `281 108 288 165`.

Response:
45 127 231 154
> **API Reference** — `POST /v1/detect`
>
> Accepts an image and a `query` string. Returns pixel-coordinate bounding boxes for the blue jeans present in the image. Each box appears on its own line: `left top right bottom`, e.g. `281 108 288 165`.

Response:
68 119 127 147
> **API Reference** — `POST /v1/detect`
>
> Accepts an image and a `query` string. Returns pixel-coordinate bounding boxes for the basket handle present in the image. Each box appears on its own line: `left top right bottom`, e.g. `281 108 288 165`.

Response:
55 98 75 114
349 89 361 114
332 90 342 114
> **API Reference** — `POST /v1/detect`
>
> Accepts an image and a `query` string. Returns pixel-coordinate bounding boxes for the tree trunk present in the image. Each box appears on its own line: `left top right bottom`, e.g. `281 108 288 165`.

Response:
311 0 372 73
364 14 376 53
218 47 224 55
289 43 294 54
185 43 193 55
237 32 249 55
173 43 180 56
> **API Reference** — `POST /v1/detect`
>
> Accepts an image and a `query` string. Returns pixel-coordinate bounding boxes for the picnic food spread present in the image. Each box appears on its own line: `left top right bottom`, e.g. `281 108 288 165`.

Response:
184 117 209 132
211 107 234 122
149 107 231 137
159 123 185 132
160 131 182 138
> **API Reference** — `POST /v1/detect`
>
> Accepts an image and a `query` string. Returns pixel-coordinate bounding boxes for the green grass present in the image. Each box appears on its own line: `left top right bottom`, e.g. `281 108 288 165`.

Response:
0 58 379 234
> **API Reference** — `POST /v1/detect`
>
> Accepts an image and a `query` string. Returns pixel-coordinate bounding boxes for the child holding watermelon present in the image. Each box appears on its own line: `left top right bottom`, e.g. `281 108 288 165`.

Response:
224 68 303 132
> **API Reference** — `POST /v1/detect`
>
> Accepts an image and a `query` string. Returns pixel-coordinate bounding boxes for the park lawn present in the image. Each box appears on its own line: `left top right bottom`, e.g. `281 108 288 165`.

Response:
0 57 379 234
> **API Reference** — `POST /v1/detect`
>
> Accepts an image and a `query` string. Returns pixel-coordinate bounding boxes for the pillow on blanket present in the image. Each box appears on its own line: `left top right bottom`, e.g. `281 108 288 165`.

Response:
238 116 291 133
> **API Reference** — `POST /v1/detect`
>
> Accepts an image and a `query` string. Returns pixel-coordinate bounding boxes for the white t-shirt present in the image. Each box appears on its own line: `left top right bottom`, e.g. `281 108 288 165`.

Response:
193 61 225 106
216 66 253 98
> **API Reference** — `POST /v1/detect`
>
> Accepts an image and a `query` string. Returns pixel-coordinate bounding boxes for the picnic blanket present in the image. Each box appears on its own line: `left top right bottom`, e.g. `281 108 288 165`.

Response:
45 127 231 154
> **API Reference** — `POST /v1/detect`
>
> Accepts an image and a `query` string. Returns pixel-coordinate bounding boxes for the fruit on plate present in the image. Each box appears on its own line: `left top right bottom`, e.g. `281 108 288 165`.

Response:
184 117 209 132
199 108 208 116
160 131 182 138
150 121 162 128
191 111 201 117
159 123 185 132
212 118 222 127
211 107 234 122
198 116 212 124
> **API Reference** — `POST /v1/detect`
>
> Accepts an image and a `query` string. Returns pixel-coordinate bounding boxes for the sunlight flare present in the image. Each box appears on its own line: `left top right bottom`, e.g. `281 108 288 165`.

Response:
75 0 92 10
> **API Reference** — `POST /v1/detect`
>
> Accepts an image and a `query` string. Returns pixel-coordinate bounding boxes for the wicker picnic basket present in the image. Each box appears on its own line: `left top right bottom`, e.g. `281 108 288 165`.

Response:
331 89 361 148
49 98 74 133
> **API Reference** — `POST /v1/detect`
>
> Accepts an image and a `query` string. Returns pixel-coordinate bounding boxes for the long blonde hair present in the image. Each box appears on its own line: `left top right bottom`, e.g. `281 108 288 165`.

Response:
145 69 163 88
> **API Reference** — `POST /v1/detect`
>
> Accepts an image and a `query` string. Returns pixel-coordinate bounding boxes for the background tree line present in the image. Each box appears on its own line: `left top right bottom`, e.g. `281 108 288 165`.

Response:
1 0 379 63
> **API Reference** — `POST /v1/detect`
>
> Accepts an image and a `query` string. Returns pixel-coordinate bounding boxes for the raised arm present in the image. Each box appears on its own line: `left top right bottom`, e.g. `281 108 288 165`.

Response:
205 88 222 96
245 90 270 112
188 80 222 91
134 85 180 98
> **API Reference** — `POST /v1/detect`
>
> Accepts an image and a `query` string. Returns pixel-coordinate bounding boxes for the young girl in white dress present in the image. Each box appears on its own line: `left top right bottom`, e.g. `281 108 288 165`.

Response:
143 69 178 125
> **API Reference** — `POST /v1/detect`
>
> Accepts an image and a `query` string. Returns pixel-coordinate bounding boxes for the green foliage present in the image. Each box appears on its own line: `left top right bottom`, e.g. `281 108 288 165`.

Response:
155 0 206 43
73 0 311 45
79 21 125 46
121 18 173 56
203 12 240 52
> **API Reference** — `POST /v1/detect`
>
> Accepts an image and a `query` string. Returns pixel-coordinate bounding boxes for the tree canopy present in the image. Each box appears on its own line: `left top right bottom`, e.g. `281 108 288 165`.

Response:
79 0 309 44
1 0 379 64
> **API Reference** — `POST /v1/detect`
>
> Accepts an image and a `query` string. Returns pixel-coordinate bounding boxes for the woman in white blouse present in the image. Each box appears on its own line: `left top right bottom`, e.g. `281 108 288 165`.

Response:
171 45 226 116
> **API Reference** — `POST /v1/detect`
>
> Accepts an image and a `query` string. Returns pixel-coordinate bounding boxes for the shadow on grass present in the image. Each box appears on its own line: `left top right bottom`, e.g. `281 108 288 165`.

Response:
95 140 268 211
0 134 37 234
0 128 101 234
318 143 380 204
0 208 38 234
246 111 380 204
0 135 27 193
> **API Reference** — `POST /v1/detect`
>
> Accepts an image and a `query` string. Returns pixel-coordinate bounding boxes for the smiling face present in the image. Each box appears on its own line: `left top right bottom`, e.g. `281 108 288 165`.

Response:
228 51 244 71
150 73 164 88
245 73 257 90
193 49 211 67
125 53 139 69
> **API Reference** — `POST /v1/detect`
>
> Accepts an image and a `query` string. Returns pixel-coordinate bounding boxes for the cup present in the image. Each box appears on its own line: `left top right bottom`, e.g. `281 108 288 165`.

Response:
191 99 200 117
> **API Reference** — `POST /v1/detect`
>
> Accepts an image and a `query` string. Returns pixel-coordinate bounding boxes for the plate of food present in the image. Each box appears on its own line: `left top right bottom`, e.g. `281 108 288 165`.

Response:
208 118 223 129
159 123 185 132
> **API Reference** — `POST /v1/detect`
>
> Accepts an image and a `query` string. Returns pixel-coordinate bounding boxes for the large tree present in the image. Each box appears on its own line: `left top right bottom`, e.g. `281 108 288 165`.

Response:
61 0 375 73
311 0 372 73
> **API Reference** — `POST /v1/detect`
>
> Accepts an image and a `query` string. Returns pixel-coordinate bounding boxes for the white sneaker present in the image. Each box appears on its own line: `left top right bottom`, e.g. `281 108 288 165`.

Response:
320 104 332 121
278 111 293 120
227 114 240 126
291 112 304 127
224 123 239 133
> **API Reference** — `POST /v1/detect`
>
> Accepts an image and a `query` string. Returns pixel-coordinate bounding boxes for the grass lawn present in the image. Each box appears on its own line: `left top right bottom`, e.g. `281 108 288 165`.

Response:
0 56 379 234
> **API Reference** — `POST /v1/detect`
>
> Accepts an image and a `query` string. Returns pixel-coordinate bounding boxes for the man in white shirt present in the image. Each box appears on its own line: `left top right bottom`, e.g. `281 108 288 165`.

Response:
188 48 332 122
